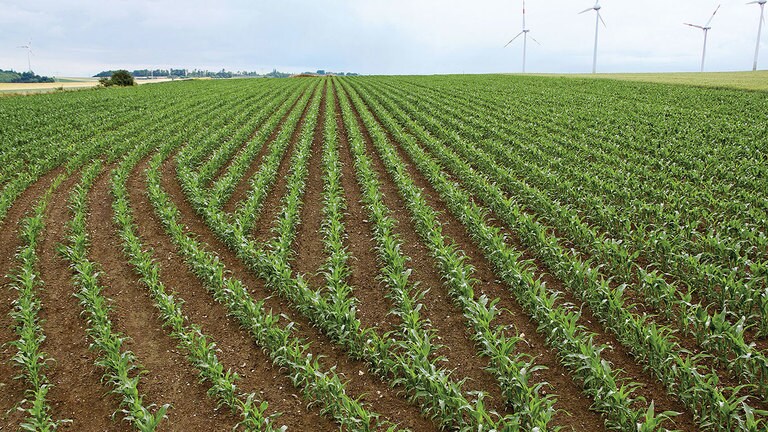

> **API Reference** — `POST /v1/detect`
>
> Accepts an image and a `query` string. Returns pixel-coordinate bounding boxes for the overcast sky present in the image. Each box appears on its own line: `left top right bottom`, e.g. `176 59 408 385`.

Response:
1 0 765 77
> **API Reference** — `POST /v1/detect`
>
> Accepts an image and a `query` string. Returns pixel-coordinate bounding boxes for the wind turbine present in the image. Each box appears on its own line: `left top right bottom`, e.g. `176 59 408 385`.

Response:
504 0 540 73
748 0 766 71
684 5 721 73
579 1 606 74
17 40 33 72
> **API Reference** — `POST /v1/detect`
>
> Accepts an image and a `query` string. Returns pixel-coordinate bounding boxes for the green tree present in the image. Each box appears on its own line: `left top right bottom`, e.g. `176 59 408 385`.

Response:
100 70 135 87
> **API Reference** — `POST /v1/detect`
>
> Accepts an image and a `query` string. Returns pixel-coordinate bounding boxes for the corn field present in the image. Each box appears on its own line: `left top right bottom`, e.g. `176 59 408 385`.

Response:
0 75 766 431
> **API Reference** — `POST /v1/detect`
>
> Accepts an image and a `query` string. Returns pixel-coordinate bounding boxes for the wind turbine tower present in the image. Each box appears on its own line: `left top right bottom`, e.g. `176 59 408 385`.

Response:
580 1 606 74
17 41 33 72
684 5 721 73
748 0 766 71
505 0 540 73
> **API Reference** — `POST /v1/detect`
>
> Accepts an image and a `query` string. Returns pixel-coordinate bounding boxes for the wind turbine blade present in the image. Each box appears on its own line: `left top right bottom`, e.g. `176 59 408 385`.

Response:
530 35 542 45
522 0 526 29
598 11 607 27
747 1 760 4
705 4 721 27
579 7 594 14
684 23 705 29
505 32 525 47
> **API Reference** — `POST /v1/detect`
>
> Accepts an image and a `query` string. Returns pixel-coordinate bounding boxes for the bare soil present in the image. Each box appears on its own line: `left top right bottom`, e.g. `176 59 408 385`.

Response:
160 150 438 431
33 172 122 431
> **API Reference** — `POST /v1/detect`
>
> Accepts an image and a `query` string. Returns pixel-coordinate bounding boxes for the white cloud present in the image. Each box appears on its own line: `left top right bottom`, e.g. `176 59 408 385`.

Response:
0 0 766 76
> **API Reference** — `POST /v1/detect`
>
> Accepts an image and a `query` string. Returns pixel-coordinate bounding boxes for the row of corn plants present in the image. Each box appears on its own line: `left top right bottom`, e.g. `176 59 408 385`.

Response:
347 77 768 431
390 77 767 332
146 95 396 431
339 78 679 432
180 81 520 431
223 81 320 232
206 83 312 210
6 172 68 431
334 79 557 431
365 78 768 398
60 161 169 431
111 136 284 431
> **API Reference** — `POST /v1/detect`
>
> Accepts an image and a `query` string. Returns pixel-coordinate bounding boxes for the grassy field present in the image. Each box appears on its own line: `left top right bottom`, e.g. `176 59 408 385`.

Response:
552 70 768 91
0 78 99 95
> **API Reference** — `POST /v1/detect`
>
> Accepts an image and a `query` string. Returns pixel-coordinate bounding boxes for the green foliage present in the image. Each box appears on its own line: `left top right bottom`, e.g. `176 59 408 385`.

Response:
100 70 135 87
2 73 767 431
0 69 55 83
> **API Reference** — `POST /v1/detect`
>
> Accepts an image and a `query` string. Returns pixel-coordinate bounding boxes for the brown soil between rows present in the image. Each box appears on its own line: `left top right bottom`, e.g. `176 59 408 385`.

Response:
32 171 122 431
159 149 438 431
338 80 612 431
348 80 702 431
127 156 336 431
86 168 237 431
250 85 320 245
222 83 315 215
0 167 65 429
290 81 328 289
333 90 399 335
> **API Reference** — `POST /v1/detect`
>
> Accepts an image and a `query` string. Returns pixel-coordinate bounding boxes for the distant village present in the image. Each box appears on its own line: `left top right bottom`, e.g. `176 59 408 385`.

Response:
93 68 360 79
